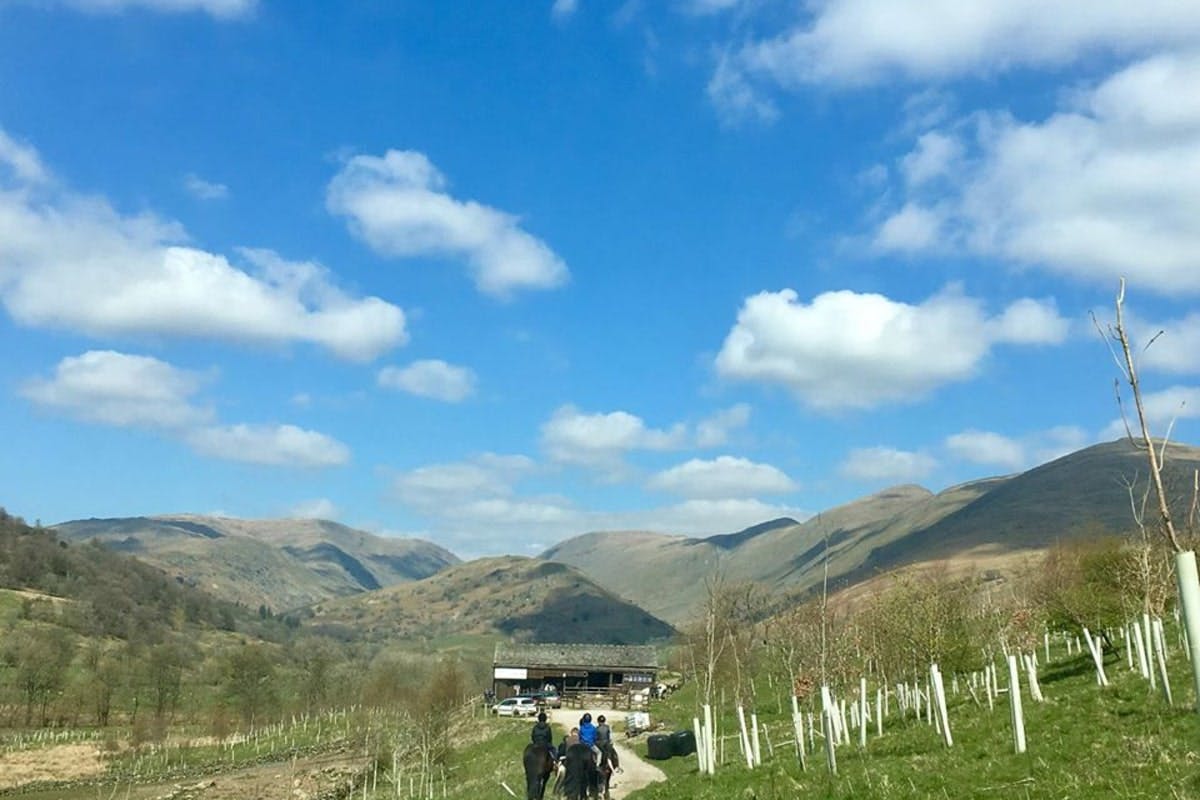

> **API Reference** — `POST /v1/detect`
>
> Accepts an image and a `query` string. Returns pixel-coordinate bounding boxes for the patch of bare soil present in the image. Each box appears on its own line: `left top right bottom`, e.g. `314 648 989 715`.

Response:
546 707 666 799
140 753 367 800
0 743 106 790
0 745 368 800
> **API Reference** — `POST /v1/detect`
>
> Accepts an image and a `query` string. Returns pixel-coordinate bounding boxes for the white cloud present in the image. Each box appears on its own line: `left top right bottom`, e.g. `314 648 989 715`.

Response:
944 430 1026 470
21 350 211 429
989 298 1072 345
647 456 795 498
327 149 568 297
901 132 963 187
729 1 1200 88
947 425 1094 470
0 130 406 361
394 453 536 509
377 359 477 403
1137 312 1200 374
22 350 350 468
839 446 937 482
186 424 350 467
707 51 779 126
695 403 751 447
0 130 47 184
183 173 229 200
551 0 578 22
714 286 1067 411
540 405 687 471
878 52 1200 295
291 498 338 520
1103 385 1200 440
389 458 807 557
64 0 255 18
873 203 943 251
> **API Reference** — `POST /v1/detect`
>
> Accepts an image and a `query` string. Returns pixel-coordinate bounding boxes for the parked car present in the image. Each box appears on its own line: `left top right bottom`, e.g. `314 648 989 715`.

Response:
533 690 562 709
492 696 539 717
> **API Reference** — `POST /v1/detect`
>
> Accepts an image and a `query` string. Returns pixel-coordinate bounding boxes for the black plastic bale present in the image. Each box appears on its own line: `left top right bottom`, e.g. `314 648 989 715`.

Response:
646 733 674 760
669 729 696 756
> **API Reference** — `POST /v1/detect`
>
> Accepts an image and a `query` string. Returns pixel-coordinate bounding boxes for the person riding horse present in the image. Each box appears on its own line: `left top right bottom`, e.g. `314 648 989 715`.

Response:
523 740 556 800
558 741 598 800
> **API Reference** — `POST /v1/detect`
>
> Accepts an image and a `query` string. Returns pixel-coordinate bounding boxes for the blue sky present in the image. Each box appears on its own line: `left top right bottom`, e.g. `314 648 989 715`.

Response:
2 0 1199 557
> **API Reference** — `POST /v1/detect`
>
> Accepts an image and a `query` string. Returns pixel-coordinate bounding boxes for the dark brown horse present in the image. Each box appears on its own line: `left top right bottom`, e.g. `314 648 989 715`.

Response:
596 743 620 800
558 743 597 800
523 743 556 800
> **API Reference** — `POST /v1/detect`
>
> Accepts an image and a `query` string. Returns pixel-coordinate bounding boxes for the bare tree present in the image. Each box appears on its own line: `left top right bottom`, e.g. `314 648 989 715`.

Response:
1099 279 1200 711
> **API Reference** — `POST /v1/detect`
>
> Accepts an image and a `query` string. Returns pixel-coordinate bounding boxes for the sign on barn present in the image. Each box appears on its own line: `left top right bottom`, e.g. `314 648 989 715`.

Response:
492 643 659 700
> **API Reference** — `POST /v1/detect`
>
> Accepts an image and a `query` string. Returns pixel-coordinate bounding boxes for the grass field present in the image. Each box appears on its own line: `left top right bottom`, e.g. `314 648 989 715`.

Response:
4 637 1199 799
625 644 1200 799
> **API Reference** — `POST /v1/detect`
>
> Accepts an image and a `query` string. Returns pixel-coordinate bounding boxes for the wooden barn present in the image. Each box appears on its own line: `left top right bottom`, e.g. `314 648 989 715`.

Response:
492 642 658 701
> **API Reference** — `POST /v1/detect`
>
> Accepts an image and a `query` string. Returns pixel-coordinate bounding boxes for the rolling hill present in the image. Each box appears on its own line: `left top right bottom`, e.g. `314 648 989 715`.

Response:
52 515 458 612
301 555 676 645
544 439 1200 626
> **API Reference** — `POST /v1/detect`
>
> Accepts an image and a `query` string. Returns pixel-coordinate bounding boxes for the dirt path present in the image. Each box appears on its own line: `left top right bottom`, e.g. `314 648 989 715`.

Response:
546 708 666 799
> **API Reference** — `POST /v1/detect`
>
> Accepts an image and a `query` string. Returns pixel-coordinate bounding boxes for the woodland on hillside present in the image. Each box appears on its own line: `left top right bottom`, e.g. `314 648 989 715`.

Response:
0 509 487 740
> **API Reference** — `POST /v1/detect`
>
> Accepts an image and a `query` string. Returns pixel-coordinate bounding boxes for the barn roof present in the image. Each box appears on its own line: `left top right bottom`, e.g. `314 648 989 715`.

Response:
494 642 658 670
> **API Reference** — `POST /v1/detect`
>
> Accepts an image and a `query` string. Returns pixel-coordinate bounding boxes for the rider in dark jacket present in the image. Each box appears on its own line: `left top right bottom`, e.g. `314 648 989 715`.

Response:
531 712 554 749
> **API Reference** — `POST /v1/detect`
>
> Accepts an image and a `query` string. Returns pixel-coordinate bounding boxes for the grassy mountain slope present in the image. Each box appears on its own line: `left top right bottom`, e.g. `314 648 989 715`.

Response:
542 484 952 625
545 440 1200 626
302 555 675 645
52 515 458 612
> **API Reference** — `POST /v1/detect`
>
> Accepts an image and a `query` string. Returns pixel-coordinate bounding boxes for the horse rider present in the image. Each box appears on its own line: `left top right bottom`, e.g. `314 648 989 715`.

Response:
579 712 602 766
557 726 580 761
594 714 612 757
531 711 554 750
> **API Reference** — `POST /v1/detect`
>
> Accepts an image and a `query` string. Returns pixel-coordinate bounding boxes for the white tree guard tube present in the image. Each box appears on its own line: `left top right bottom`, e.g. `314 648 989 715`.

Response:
703 704 716 774
839 699 851 746
1125 625 1135 671
791 696 806 770
821 709 837 775
1007 654 1026 754
1082 628 1110 687
875 688 883 736
1045 632 1050 662
736 706 754 769
1143 613 1157 690
859 678 868 748
931 664 952 747
750 711 762 766
1023 654 1044 702
820 686 838 745
1132 621 1151 680
1153 617 1173 706
693 717 708 775
1174 551 1200 713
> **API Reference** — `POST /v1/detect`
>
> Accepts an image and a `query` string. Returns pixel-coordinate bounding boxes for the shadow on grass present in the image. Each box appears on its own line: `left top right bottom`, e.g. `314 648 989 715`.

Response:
1039 655 1098 685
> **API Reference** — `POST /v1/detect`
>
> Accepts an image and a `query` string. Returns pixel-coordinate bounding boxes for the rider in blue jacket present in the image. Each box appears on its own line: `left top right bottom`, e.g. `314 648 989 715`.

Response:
579 713 600 765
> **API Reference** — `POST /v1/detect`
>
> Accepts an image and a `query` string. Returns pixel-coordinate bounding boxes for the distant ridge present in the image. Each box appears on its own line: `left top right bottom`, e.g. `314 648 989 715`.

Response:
544 439 1200 626
304 556 675 645
53 515 459 612
703 516 799 550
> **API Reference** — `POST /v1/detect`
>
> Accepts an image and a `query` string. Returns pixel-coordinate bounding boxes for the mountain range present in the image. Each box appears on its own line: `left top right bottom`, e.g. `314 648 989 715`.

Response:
52 515 458 612
542 439 1200 625
46 438 1200 636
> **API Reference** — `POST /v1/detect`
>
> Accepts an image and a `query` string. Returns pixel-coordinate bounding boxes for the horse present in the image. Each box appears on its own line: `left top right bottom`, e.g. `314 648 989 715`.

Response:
523 743 556 800
595 742 620 800
558 742 598 800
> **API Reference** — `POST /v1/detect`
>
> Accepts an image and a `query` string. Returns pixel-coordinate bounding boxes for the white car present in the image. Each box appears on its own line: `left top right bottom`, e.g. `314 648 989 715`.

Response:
492 696 539 717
